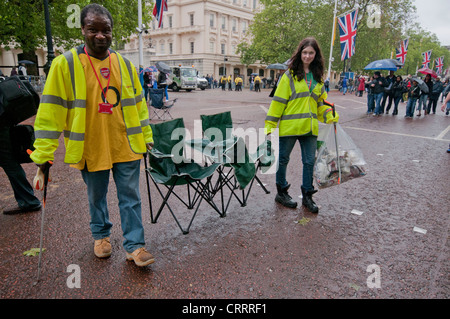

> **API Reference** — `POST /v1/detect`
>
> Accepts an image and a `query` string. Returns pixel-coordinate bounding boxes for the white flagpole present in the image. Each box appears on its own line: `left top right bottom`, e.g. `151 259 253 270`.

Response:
138 0 143 68
327 0 338 82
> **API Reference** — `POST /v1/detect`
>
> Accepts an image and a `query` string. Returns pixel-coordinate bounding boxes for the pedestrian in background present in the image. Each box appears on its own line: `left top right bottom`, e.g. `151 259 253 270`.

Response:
220 75 226 91
143 71 150 103
369 71 387 116
357 75 365 97
341 76 347 95
234 76 243 91
391 75 405 116
29 3 155 267
324 77 329 93
417 74 432 116
254 75 261 92
405 79 420 118
427 76 444 114
227 75 233 91
382 71 395 114
264 37 339 214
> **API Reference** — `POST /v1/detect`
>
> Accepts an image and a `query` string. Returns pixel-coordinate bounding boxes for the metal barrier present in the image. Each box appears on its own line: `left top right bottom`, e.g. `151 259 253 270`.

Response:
28 75 46 93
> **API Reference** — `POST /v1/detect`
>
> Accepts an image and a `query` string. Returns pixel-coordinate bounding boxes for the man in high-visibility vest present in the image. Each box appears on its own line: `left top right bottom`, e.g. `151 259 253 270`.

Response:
234 76 243 91
30 4 155 267
254 75 261 92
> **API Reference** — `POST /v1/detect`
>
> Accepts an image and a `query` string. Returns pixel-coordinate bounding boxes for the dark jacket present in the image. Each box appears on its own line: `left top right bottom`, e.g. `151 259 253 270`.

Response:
392 80 406 98
367 76 388 94
423 79 433 95
430 80 444 99
408 84 421 99
384 75 396 95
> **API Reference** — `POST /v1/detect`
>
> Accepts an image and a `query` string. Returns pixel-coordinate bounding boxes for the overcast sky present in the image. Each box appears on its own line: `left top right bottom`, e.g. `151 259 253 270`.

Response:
413 0 450 45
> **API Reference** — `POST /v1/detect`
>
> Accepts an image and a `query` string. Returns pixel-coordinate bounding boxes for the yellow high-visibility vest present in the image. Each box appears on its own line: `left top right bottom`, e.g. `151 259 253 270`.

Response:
31 46 153 165
264 70 333 136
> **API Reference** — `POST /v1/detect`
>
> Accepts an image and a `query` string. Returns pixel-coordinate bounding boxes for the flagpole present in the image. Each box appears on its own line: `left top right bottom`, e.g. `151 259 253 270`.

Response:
327 0 338 82
138 0 143 68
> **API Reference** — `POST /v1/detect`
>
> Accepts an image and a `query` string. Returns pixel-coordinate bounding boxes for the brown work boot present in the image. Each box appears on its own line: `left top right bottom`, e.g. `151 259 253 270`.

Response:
126 247 155 267
94 237 111 258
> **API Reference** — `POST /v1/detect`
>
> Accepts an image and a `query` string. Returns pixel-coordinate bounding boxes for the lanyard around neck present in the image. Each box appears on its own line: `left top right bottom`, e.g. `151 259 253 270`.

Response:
84 46 111 103
305 72 313 91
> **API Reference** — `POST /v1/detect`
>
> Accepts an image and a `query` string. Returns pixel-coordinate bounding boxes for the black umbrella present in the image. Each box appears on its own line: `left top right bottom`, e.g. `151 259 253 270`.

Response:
155 61 171 74
18 60 35 65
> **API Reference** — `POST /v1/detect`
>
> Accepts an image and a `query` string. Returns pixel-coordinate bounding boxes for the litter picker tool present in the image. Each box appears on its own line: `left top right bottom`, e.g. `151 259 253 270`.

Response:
323 101 341 184
27 149 53 284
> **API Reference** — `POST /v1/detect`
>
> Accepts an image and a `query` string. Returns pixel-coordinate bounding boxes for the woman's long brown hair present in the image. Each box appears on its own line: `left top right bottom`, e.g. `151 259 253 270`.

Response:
288 37 325 84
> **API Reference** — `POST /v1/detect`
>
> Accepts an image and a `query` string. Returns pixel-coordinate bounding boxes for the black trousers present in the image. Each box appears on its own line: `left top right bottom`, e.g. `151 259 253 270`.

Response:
0 126 41 209
427 96 439 114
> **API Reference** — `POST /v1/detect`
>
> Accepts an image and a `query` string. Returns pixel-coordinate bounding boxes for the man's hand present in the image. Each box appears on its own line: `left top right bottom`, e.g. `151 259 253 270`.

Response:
146 142 154 151
33 164 52 190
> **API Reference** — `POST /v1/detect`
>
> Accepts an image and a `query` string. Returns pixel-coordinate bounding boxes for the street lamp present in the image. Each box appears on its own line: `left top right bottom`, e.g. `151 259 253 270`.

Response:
43 0 55 76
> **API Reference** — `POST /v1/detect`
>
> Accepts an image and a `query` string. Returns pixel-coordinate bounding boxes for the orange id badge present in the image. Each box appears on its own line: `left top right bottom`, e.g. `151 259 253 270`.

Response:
99 102 113 114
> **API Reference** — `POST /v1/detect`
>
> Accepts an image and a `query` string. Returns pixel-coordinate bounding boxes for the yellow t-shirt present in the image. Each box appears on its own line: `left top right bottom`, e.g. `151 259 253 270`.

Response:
71 51 143 172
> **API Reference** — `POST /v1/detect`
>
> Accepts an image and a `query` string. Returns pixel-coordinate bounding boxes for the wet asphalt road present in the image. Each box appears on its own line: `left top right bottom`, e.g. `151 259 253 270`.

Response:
0 87 448 305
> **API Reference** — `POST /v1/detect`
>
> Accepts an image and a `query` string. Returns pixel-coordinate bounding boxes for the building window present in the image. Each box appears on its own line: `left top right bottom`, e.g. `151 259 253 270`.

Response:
232 18 237 32
210 14 214 27
190 42 194 54
221 43 226 55
210 42 215 53
169 16 173 28
243 0 247 7
189 13 194 26
253 0 257 9
169 43 173 55
160 43 165 54
242 21 247 34
221 16 226 30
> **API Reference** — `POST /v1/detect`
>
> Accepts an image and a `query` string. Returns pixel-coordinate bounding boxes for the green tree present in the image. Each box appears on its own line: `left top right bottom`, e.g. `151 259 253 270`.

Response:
238 0 425 77
0 0 154 75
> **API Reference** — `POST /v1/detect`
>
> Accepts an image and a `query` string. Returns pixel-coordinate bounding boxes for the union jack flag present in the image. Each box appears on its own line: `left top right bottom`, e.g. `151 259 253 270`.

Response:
153 0 168 28
337 9 358 61
435 56 444 74
395 38 409 64
421 50 432 68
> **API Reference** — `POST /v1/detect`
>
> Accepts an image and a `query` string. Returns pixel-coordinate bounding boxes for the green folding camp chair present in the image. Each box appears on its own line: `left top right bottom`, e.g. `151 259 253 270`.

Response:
198 111 273 214
144 118 223 234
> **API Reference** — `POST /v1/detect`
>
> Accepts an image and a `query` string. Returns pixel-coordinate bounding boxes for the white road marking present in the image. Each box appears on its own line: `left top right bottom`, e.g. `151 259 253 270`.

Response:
344 126 450 142
436 125 450 140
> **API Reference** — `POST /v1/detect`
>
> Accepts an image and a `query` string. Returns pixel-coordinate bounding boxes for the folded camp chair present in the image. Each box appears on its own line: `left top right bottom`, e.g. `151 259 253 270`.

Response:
198 111 272 214
148 88 177 121
144 118 223 234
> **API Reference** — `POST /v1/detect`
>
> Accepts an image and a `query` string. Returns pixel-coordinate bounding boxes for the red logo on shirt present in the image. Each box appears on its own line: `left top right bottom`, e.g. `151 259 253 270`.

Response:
100 68 110 79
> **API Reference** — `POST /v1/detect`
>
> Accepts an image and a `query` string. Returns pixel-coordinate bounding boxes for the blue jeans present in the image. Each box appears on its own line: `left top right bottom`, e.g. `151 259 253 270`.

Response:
393 96 402 114
406 98 417 117
276 135 317 192
81 160 145 253
373 92 384 115
417 94 428 111
367 93 375 113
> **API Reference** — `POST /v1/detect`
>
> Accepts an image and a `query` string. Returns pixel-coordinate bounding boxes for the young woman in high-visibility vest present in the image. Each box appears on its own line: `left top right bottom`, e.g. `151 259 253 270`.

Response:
264 37 339 213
